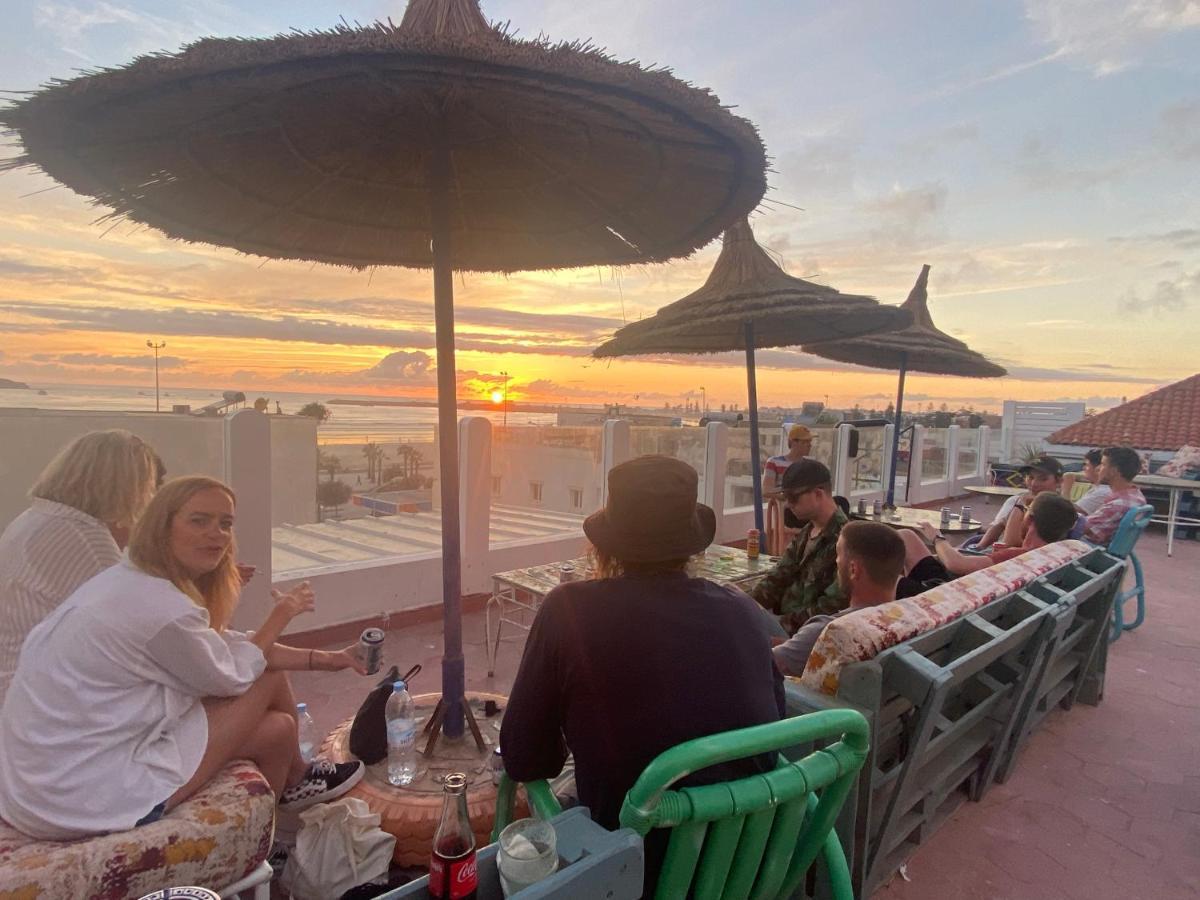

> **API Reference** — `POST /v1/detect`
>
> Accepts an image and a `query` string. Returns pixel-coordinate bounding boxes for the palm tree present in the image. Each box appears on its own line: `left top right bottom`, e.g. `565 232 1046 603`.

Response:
397 443 414 480
408 448 424 480
362 442 382 483
318 449 343 482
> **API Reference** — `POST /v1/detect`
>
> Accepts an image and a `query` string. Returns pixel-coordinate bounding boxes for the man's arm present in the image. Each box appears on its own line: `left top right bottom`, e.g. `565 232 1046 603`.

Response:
918 522 997 576
1000 493 1033 547
751 537 803 615
772 616 832 677
499 598 569 783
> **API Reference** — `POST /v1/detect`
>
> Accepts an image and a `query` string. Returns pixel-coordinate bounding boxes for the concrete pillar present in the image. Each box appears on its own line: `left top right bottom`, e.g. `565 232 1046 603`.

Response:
978 426 992 479
458 416 492 589
947 424 961 491
702 421 728 523
225 409 272 630
881 423 896 496
600 419 631 506
908 424 926 504
832 423 854 497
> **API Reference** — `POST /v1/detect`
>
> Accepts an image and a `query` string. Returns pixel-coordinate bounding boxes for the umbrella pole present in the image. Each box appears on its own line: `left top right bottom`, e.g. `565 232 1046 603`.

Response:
885 352 908 508
745 321 765 534
430 139 465 740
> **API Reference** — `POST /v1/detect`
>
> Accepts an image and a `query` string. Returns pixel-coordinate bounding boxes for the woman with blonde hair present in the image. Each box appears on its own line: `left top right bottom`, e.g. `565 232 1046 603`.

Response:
0 476 366 840
0 429 163 706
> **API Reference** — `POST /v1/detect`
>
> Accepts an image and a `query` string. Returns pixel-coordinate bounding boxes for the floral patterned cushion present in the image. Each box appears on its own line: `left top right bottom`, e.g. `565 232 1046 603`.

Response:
0 760 273 900
798 541 1093 696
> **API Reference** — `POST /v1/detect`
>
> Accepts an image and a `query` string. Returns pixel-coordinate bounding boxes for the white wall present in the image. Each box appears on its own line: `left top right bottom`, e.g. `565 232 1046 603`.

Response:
998 401 1086 462
0 408 317 531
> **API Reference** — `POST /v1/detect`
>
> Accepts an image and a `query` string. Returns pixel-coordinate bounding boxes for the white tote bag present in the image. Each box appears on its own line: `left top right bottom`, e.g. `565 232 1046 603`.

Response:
281 797 396 899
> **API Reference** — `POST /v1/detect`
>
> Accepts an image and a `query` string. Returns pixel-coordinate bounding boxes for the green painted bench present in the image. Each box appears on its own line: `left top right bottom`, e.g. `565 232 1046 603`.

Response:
783 542 1124 896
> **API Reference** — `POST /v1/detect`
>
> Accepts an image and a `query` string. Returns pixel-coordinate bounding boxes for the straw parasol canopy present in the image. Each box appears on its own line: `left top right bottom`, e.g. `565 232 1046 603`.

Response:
804 264 1006 505
593 218 909 357
805 264 1007 378
594 218 910 531
0 0 766 273
1 0 769 740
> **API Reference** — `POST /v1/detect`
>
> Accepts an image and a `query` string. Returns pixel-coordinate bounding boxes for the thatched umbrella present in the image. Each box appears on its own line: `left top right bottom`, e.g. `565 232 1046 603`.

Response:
594 218 909 532
2 0 767 738
805 264 1006 505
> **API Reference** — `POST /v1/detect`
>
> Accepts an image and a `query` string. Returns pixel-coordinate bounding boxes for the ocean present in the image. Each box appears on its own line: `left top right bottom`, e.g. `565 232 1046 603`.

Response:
0 382 557 444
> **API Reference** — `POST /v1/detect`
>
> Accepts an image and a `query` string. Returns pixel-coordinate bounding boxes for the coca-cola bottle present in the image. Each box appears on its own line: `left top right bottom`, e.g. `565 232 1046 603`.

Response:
429 772 477 899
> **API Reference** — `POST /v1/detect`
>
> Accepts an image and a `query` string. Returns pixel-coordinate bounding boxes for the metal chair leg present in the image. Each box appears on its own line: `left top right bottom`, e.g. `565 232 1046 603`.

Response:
1121 551 1147 632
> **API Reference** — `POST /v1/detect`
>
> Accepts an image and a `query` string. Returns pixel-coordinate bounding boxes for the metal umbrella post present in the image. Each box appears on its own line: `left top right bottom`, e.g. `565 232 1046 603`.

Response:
885 351 907 507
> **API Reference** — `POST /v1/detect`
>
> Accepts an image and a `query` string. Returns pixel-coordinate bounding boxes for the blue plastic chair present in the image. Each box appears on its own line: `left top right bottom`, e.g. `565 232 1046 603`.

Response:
1103 504 1154 641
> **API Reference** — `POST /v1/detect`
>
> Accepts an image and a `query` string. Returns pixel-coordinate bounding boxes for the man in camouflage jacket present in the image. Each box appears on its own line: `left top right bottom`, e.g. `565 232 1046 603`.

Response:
752 459 849 634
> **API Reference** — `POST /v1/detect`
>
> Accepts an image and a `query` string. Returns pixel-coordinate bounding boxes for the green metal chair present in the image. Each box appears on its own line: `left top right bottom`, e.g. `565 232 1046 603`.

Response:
493 709 870 900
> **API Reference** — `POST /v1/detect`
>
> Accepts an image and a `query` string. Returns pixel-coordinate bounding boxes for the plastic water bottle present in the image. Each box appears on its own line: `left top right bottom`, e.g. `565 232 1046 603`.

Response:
296 703 317 763
386 680 418 786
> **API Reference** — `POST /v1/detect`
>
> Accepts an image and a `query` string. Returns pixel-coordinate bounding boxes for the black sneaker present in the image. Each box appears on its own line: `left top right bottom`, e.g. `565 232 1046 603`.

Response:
279 759 365 812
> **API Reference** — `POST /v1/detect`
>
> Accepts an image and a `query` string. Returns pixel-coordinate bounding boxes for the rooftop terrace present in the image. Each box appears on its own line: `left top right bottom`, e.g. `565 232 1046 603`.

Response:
290 500 1200 899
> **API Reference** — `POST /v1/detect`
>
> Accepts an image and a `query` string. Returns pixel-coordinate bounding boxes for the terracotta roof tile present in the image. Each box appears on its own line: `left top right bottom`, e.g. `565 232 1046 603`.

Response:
1048 374 1200 451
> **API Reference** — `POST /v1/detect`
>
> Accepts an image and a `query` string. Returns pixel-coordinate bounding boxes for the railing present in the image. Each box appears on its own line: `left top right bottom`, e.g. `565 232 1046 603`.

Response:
225 415 994 632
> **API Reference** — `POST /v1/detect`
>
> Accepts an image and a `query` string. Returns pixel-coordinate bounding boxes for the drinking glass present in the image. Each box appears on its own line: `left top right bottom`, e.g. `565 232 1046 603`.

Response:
497 817 558 896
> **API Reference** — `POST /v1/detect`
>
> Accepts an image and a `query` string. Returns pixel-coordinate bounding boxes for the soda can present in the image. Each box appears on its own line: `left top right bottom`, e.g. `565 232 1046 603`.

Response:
857 498 867 515
961 505 972 525
559 564 575 583
940 507 951 525
360 627 385 675
872 499 882 517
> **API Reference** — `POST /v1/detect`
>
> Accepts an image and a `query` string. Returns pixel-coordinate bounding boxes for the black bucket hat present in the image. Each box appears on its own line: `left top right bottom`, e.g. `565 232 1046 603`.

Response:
583 455 716 562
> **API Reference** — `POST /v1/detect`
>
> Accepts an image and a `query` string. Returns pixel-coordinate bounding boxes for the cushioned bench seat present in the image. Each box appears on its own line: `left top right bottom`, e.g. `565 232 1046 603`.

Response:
0 760 273 900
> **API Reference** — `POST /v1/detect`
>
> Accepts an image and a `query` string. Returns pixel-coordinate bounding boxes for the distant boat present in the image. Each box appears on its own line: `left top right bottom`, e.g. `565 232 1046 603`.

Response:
37 390 47 395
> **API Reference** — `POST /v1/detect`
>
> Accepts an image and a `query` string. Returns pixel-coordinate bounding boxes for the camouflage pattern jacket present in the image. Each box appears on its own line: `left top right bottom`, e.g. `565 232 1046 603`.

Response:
752 509 848 634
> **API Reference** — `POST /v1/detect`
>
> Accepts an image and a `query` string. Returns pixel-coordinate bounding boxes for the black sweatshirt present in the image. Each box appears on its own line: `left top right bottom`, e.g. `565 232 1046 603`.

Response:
500 571 786 834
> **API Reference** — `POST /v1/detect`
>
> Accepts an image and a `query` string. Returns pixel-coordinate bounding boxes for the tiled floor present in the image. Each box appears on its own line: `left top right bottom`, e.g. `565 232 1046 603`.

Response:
297 523 1200 899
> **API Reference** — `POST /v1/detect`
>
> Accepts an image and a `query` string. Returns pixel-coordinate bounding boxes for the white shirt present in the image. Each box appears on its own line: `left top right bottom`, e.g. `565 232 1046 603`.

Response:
988 494 1021 528
0 500 121 708
0 559 266 840
1075 484 1113 516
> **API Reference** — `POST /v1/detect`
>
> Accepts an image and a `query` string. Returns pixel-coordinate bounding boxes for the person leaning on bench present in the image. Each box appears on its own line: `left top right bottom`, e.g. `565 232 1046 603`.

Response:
751 459 848 635
773 521 905 677
896 491 1079 594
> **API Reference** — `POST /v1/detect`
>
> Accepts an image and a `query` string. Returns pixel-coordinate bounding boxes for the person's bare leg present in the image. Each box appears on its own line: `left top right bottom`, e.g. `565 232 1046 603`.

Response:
899 529 933 574
166 671 303 809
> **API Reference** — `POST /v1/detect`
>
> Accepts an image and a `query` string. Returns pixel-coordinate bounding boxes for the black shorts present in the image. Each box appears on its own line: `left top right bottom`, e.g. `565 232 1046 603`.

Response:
897 556 954 599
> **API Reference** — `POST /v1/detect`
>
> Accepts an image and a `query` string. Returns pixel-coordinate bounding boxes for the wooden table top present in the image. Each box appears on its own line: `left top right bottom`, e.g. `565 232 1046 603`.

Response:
1135 474 1200 491
852 506 982 533
493 544 780 598
964 484 1025 497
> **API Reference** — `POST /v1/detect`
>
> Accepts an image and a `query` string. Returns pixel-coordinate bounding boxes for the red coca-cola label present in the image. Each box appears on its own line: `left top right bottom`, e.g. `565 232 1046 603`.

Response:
429 850 477 899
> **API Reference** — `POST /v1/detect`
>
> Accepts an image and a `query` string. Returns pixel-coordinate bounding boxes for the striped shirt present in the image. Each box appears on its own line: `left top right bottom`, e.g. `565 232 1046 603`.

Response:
0 500 121 709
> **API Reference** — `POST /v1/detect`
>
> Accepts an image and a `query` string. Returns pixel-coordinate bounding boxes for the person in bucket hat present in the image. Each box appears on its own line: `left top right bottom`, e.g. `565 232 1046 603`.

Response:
501 455 783 891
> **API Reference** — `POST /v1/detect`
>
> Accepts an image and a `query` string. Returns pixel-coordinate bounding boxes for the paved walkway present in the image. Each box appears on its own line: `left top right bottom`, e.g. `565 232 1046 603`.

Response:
297 529 1200 899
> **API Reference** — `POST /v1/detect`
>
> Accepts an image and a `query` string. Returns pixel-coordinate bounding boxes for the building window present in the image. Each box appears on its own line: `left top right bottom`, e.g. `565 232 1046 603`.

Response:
568 487 583 510
530 481 543 502
491 475 501 496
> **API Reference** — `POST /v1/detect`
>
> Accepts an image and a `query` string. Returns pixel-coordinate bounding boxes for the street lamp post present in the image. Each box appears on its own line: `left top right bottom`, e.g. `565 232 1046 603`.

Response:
700 385 707 416
146 340 166 412
500 370 509 429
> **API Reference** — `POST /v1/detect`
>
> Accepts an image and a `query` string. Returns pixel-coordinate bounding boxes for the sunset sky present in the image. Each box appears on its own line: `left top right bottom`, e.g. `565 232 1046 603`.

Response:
0 1 1197 411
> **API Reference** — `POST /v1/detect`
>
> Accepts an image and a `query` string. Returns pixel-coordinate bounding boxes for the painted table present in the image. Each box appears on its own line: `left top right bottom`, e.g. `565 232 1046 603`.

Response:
486 544 779 676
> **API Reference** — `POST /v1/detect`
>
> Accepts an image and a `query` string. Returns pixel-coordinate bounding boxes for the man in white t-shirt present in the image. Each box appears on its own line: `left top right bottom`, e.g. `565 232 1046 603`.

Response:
1062 449 1112 515
973 455 1065 550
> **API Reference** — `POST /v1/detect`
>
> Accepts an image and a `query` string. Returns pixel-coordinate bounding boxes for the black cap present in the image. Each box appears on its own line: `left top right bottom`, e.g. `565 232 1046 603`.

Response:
781 459 832 492
1019 455 1064 479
